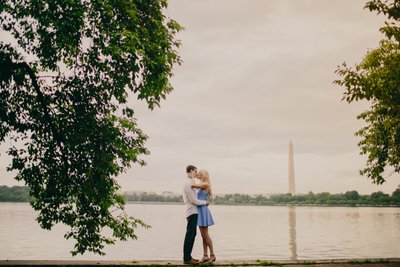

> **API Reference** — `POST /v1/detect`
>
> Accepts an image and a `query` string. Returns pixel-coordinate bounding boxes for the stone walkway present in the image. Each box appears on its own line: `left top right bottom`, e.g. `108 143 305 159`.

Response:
0 259 400 266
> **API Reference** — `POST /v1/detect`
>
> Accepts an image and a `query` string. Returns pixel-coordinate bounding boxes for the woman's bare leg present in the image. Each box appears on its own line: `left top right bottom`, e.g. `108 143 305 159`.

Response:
199 227 209 261
200 227 215 260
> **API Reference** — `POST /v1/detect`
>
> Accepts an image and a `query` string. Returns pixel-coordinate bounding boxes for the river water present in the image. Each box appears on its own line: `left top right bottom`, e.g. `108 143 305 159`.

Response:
0 203 399 260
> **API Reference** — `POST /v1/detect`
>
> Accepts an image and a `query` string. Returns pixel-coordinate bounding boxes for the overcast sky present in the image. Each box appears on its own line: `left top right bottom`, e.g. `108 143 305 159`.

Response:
1 0 400 195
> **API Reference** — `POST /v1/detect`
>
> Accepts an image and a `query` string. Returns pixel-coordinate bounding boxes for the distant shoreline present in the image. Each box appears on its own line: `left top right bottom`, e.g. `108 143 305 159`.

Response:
2 185 400 207
2 200 399 208
126 201 400 208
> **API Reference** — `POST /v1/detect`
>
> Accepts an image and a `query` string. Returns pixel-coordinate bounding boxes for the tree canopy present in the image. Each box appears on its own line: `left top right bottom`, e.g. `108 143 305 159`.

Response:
0 0 181 255
335 0 400 185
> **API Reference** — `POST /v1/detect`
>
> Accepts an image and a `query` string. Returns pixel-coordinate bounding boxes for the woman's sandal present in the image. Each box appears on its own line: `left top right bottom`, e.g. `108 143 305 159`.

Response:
209 255 216 262
200 256 210 263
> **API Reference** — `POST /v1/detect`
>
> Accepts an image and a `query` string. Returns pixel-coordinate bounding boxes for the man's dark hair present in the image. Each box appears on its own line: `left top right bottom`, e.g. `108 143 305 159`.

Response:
186 165 197 173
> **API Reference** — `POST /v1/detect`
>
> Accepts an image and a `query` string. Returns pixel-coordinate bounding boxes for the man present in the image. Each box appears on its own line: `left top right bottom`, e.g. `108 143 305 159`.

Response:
182 165 208 265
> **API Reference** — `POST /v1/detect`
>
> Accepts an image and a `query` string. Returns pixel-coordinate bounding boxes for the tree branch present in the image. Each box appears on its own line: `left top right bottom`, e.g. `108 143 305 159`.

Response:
4 59 69 180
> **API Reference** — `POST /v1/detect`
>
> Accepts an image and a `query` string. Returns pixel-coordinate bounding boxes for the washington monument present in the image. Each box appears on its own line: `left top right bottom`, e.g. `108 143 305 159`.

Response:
288 141 295 195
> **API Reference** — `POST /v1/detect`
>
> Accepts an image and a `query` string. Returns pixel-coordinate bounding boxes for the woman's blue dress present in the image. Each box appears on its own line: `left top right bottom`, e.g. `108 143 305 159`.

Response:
197 189 214 227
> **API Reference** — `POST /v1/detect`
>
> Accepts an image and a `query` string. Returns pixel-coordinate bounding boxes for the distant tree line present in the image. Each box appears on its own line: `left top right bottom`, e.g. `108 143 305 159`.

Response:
124 192 182 203
1 186 400 207
213 190 400 207
0 185 31 202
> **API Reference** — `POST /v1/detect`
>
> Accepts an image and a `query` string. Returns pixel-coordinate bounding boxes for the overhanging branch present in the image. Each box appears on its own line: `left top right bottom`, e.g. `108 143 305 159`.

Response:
2 59 69 182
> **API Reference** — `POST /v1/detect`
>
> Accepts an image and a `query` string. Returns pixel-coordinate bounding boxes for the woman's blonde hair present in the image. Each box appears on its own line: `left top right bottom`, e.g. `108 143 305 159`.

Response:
199 169 212 201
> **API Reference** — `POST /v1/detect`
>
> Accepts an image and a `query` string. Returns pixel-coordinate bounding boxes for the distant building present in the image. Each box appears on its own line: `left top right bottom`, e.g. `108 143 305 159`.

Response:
288 141 295 195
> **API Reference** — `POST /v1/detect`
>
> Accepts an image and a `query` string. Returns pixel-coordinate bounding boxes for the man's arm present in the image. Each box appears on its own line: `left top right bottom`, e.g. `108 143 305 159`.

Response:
184 183 207 206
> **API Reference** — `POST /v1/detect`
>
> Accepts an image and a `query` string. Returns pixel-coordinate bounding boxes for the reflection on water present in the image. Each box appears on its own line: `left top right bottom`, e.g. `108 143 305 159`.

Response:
1 203 400 260
288 206 297 261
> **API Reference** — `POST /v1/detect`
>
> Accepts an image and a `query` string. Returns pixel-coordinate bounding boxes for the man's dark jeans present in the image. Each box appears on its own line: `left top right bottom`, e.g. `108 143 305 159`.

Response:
183 214 198 261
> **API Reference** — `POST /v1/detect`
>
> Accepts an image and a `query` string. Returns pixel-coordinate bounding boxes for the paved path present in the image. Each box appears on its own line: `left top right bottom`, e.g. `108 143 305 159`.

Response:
1 259 400 266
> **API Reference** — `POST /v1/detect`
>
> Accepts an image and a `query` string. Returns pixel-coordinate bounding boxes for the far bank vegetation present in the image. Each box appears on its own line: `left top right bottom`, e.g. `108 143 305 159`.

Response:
1 185 400 207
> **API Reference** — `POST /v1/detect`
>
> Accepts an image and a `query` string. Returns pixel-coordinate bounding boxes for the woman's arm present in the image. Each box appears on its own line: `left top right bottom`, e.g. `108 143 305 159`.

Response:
191 178 209 190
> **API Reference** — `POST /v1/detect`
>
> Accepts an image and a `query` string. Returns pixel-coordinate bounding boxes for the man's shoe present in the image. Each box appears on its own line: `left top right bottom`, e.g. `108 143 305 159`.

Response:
183 258 200 265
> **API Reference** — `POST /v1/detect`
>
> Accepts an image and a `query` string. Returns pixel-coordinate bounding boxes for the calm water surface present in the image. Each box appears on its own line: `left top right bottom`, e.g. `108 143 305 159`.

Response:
0 203 399 260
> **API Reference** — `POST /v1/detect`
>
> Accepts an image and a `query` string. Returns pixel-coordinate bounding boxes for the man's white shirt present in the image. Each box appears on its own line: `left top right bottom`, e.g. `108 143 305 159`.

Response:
183 180 207 218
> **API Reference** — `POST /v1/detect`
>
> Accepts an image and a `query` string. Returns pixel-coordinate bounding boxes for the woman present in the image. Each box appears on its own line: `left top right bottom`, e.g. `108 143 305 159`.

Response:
191 169 216 263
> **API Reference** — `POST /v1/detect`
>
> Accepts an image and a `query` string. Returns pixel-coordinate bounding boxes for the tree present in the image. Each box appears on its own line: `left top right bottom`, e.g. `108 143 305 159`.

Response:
344 190 360 201
0 185 30 202
334 0 400 185
392 186 400 202
0 0 181 255
371 191 390 203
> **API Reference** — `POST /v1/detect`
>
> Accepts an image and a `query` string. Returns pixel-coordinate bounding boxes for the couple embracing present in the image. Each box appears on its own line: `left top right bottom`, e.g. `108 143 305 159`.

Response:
182 165 216 264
